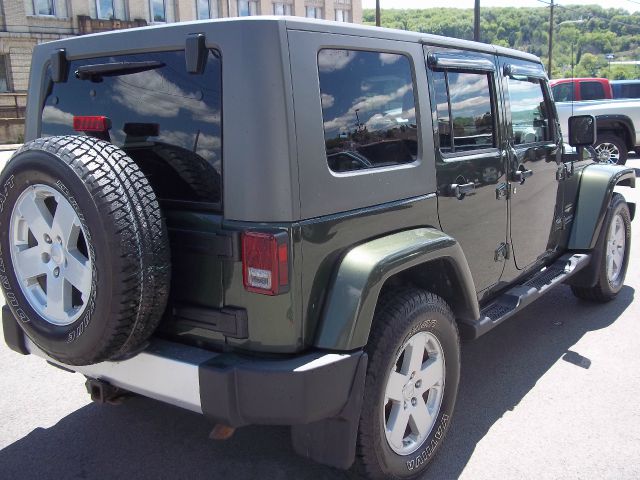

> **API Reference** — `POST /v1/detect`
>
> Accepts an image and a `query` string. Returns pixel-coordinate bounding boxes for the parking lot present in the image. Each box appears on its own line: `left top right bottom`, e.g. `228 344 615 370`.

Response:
0 149 639 479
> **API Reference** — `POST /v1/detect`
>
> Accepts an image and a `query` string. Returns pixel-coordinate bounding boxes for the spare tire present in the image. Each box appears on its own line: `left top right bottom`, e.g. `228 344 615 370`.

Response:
0 136 170 365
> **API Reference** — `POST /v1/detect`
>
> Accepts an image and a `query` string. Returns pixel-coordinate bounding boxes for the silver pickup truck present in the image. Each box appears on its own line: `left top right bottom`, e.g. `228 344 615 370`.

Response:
556 98 640 165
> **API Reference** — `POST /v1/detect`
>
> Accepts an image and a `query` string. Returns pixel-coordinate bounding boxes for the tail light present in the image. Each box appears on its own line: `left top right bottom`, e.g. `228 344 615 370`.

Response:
73 115 111 132
242 231 289 295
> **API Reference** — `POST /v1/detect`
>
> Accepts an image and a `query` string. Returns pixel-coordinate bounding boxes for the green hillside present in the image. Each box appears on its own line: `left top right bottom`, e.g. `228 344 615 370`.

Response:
363 6 640 79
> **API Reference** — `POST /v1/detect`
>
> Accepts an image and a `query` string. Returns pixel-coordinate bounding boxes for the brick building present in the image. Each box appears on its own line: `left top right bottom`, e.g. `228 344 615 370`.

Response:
0 0 362 93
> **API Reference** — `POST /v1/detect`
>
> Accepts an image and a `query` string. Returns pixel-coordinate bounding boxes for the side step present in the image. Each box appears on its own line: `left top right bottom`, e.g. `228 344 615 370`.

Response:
462 253 591 339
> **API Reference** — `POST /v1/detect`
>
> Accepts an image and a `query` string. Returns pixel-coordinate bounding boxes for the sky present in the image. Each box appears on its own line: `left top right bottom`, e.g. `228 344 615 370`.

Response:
361 0 640 14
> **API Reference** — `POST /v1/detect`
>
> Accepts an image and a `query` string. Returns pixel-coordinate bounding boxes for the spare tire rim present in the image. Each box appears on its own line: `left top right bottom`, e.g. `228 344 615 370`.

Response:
9 184 93 326
382 330 446 456
606 213 626 285
595 142 620 164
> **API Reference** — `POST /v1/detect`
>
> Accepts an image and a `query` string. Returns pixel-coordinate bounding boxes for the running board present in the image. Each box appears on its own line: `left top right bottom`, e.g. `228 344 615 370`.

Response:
461 253 591 339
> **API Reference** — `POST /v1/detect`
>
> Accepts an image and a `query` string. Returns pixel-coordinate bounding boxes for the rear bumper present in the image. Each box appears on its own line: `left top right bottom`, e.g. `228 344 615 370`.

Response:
3 306 365 428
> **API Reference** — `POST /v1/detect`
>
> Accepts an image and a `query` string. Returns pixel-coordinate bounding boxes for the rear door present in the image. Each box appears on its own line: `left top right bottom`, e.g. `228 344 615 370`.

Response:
499 57 564 275
426 48 508 296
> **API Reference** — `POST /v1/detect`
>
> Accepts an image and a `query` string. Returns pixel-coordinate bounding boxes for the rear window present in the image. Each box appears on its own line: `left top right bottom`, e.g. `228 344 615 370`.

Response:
318 49 418 173
41 50 222 207
580 81 605 100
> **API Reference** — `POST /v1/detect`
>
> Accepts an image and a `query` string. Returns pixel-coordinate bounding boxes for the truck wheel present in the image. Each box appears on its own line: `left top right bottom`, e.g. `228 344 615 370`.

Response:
354 289 460 479
594 135 627 165
0 136 170 365
571 193 631 302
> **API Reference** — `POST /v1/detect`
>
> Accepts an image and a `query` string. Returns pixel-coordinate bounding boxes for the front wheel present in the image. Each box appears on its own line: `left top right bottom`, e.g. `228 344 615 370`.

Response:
571 193 631 302
354 289 460 479
594 134 627 165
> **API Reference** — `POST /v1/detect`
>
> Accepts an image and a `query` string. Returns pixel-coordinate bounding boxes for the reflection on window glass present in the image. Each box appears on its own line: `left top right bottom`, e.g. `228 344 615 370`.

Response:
41 50 222 206
306 6 322 18
150 0 166 22
273 2 292 14
196 0 210 19
552 82 574 102
318 49 418 173
508 77 550 145
434 71 495 153
433 71 451 153
0 56 9 92
96 0 114 19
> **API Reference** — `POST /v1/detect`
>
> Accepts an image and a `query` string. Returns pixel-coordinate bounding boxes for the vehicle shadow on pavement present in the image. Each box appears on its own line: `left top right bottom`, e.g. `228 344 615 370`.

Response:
0 285 634 480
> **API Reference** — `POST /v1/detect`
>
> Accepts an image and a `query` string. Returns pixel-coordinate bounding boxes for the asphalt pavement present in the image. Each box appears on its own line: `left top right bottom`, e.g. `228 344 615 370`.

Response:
0 150 639 479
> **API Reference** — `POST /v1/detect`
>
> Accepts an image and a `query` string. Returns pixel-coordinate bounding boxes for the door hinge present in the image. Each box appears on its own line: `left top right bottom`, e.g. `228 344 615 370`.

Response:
494 242 510 262
495 182 510 200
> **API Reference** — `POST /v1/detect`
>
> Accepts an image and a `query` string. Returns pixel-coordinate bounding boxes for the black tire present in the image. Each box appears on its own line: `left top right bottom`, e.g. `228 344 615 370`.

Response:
151 142 221 202
594 134 628 165
354 288 460 479
0 136 170 365
571 193 631 302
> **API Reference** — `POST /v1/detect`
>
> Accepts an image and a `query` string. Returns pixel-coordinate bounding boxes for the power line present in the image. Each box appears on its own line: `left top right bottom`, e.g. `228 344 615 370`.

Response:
536 0 640 31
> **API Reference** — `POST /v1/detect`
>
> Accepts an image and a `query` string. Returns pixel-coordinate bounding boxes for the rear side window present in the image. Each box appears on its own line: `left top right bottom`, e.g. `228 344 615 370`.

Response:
580 81 605 100
41 50 222 207
552 82 574 102
433 70 495 154
507 76 551 145
318 49 418 173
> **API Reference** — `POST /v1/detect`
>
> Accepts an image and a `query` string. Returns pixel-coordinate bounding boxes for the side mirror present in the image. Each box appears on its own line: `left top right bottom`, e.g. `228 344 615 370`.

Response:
568 115 596 147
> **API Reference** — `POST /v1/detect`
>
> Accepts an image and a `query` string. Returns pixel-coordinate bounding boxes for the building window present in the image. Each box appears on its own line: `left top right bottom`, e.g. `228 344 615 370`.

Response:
197 0 219 19
273 2 292 15
335 9 350 22
238 1 258 16
306 6 322 18
150 0 166 22
33 0 55 16
0 56 10 92
96 0 115 19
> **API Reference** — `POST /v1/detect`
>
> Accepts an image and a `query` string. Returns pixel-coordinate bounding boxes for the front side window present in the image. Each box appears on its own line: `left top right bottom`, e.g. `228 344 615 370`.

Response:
0 56 9 92
318 49 418 173
580 81 605 100
238 1 258 16
433 70 495 153
41 50 223 206
551 82 574 102
306 6 322 18
273 2 292 15
33 0 55 16
507 76 551 145
96 0 115 19
150 0 166 22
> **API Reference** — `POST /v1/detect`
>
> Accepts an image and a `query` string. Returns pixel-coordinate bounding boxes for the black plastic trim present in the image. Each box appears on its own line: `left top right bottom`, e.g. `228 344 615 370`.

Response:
173 304 248 339
198 350 365 428
50 49 68 83
2 305 29 355
168 228 239 260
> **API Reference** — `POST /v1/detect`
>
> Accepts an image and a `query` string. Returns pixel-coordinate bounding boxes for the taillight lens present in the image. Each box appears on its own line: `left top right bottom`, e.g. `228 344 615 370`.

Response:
73 115 111 132
242 231 289 295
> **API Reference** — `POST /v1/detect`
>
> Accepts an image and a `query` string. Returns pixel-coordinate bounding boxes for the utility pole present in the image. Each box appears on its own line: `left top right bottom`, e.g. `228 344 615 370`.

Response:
474 0 480 42
376 0 381 27
547 0 554 78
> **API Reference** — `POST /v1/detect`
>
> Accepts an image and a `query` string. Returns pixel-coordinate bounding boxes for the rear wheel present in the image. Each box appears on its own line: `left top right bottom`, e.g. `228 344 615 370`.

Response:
0 136 170 365
571 193 631 302
594 134 627 165
354 289 460 479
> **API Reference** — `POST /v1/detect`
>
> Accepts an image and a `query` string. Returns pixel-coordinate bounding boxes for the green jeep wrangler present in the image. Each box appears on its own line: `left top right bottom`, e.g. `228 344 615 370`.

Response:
0 17 635 479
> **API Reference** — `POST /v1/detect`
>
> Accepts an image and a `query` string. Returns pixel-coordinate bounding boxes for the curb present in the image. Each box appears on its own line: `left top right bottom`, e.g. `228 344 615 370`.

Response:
0 144 22 152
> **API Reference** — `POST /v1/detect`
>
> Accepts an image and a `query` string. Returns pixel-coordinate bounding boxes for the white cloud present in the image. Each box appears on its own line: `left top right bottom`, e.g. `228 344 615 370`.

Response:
321 93 335 109
42 106 73 126
318 49 355 73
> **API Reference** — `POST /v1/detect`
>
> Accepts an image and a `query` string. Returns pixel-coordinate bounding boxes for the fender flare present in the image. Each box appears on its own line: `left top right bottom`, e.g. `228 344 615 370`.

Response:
314 228 479 351
595 114 636 148
568 164 635 251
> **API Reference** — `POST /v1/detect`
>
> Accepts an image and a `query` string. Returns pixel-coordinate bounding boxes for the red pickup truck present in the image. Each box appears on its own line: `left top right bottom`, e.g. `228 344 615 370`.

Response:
550 78 613 102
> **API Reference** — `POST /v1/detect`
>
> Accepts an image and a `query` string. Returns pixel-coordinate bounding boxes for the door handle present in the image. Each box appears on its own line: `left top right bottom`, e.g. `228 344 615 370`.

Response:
513 168 533 184
447 182 475 199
